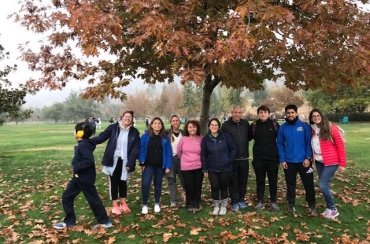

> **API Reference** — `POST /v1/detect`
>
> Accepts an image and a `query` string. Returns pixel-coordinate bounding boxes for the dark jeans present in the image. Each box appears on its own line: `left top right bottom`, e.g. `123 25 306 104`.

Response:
109 158 127 200
229 160 249 204
283 162 316 206
182 168 203 208
252 160 279 202
62 177 109 225
208 171 232 200
166 155 185 203
141 165 165 205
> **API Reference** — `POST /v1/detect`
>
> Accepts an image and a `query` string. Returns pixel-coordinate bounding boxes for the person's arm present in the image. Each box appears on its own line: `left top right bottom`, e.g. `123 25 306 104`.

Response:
164 135 172 172
90 124 114 145
200 137 208 173
138 134 147 166
225 133 237 162
304 123 313 160
73 143 94 173
177 138 184 160
276 127 288 169
332 125 347 169
126 129 141 171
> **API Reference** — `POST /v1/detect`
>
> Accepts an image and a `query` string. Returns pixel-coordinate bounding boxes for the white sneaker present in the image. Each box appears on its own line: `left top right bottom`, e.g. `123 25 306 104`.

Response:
142 206 148 214
154 204 160 213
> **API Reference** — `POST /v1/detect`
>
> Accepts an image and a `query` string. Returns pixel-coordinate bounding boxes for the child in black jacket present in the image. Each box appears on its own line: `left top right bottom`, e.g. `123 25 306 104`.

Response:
54 122 111 229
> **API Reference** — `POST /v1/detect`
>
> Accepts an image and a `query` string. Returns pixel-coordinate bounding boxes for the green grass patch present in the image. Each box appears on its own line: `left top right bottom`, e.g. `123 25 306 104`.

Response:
0 122 369 243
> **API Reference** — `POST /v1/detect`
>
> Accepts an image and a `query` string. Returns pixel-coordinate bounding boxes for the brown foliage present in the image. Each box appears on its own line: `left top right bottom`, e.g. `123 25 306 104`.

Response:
12 0 370 103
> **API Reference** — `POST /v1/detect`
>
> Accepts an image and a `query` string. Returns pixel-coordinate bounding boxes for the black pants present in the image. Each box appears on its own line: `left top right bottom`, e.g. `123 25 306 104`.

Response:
208 171 232 200
62 177 109 225
109 158 127 200
229 160 249 204
283 162 316 206
182 168 203 208
252 160 279 202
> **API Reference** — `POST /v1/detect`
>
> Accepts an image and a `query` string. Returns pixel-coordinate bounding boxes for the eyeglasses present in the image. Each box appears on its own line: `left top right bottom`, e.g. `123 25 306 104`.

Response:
312 115 321 118
210 124 219 127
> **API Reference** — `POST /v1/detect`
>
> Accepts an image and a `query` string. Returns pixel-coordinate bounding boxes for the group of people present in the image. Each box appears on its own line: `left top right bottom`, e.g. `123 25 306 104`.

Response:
54 104 346 229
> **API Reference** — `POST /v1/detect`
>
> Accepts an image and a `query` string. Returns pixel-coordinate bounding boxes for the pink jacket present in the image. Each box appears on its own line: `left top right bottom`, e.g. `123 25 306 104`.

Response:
311 124 346 167
177 136 202 171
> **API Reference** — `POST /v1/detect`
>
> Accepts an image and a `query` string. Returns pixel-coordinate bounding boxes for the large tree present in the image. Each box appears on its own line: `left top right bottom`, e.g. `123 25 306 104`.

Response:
14 0 370 133
0 44 32 126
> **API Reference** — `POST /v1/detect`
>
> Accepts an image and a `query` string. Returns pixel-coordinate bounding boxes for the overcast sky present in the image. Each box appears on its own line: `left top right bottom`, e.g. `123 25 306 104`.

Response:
0 2 151 108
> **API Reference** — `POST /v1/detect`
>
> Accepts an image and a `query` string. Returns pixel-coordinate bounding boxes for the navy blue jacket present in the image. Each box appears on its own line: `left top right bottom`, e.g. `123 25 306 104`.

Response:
201 132 237 173
91 123 141 172
72 139 96 185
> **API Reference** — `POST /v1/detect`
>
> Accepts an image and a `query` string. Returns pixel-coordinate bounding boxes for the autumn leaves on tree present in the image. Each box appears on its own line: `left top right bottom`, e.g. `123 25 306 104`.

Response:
12 0 370 131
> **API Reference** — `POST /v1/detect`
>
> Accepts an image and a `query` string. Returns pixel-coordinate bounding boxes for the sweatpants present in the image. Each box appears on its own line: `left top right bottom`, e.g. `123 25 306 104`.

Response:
283 162 316 206
62 177 109 225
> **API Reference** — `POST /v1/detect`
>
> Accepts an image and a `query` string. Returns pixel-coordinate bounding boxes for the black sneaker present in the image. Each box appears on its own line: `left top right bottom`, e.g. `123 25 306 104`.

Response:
308 206 318 216
287 204 296 214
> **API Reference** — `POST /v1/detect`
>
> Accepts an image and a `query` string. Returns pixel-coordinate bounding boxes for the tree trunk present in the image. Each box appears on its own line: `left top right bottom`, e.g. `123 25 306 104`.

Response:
200 73 221 135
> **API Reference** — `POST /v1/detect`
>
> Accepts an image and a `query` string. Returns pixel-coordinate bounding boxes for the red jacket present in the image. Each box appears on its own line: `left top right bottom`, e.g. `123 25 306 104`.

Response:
311 124 346 167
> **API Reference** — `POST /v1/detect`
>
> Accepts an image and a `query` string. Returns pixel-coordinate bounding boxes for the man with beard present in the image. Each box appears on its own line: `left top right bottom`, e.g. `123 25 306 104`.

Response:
277 104 317 216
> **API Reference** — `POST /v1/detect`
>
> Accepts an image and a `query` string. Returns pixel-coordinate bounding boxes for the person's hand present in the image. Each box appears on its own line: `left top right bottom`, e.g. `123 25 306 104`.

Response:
165 169 170 174
126 167 130 171
338 166 346 174
141 166 145 171
281 162 288 170
303 159 310 168
204 172 208 177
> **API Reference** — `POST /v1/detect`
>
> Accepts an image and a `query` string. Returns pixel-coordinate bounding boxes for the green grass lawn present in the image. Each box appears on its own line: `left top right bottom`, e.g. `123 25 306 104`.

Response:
0 122 369 243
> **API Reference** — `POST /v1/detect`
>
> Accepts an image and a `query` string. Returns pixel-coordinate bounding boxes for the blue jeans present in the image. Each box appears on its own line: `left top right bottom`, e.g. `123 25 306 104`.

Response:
142 165 165 205
315 161 338 210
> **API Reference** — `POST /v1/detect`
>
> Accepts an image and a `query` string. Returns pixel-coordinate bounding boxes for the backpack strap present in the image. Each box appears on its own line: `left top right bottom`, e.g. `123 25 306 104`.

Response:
252 119 278 136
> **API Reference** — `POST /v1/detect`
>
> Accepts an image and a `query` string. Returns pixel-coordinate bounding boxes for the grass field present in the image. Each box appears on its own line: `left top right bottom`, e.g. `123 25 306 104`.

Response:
0 122 369 243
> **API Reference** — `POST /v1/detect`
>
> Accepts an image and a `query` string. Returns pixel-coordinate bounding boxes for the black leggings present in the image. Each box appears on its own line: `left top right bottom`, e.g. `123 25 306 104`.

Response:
109 158 127 200
208 171 232 200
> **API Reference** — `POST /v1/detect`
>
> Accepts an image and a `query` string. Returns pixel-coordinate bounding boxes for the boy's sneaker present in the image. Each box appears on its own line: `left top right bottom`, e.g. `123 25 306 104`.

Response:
93 220 112 229
154 204 160 213
238 202 248 209
142 206 148 214
232 203 239 212
321 208 330 217
255 201 265 211
54 222 75 230
170 202 178 207
308 206 318 216
270 202 280 212
287 204 296 214
324 209 339 219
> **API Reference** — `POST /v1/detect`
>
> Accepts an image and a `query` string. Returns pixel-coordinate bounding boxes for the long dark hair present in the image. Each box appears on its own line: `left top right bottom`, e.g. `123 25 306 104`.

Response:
309 109 331 141
183 120 201 136
148 117 166 138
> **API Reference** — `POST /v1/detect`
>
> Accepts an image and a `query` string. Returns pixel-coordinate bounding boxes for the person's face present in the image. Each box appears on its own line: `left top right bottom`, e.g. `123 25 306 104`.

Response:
209 121 219 134
151 119 162 132
187 123 197 136
285 109 298 121
121 113 133 127
258 110 270 121
171 117 180 129
311 112 322 125
232 108 242 122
